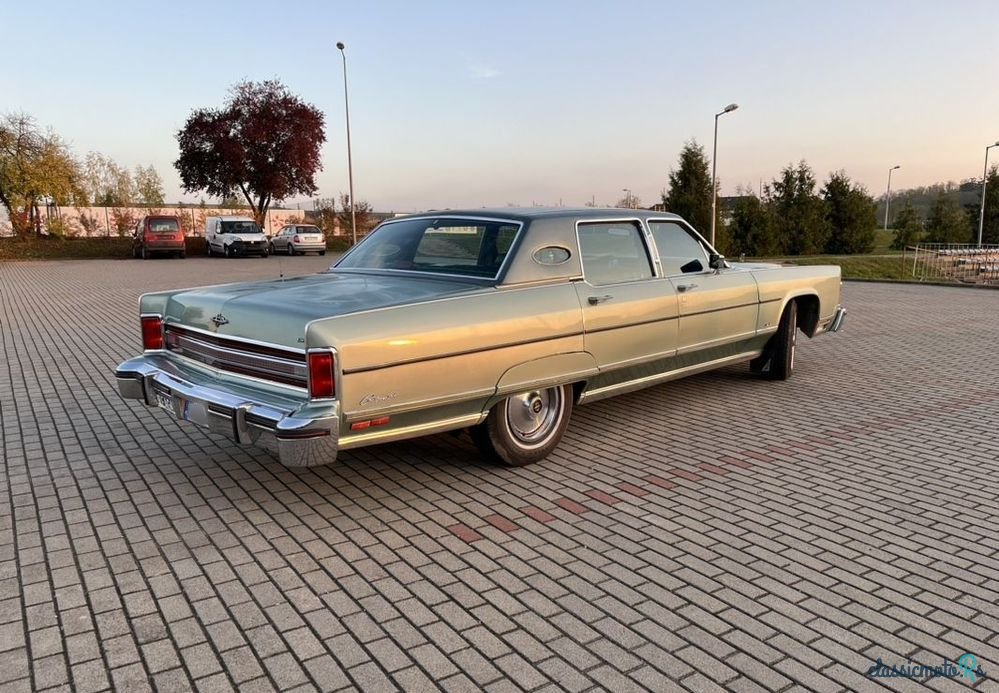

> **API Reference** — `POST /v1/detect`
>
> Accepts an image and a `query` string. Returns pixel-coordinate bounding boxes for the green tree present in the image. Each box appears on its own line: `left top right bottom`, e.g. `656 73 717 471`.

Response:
84 152 133 206
0 113 84 236
769 161 828 255
335 193 374 240
134 165 165 206
822 171 877 254
727 189 778 257
662 140 713 236
925 193 971 243
890 202 924 249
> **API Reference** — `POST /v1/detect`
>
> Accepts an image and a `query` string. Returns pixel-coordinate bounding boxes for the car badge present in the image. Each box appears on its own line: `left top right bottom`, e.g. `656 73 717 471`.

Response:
211 313 230 327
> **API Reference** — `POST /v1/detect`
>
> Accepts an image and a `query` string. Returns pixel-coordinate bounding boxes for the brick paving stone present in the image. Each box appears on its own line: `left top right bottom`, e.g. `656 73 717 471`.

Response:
4 262 999 692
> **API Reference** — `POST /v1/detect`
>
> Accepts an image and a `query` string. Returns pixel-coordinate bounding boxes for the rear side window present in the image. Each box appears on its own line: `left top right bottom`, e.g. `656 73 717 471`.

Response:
577 221 654 285
149 218 179 233
649 221 710 275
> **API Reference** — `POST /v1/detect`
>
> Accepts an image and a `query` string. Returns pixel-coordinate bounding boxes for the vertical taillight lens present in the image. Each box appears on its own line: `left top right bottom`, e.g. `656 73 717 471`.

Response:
141 315 164 350
308 351 335 399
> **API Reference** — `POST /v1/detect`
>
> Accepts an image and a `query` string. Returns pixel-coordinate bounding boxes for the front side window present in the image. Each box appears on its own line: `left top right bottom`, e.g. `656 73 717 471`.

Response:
577 221 654 285
336 217 521 279
649 221 710 275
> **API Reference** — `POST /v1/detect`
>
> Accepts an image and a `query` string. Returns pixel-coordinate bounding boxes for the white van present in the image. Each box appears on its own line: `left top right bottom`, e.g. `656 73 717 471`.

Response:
205 216 270 258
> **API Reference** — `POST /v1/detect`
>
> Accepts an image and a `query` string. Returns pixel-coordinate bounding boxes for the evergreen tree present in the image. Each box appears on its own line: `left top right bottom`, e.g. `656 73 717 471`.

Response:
728 191 778 257
890 202 924 249
822 171 877 254
769 161 829 255
978 166 999 244
662 140 713 236
925 193 972 243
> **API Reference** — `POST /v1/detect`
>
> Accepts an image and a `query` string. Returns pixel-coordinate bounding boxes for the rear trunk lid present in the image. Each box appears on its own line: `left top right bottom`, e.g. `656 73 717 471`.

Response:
163 271 485 350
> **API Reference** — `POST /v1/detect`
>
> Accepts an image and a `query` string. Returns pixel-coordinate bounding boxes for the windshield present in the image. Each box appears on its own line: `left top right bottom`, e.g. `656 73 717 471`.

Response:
221 220 261 234
336 217 521 279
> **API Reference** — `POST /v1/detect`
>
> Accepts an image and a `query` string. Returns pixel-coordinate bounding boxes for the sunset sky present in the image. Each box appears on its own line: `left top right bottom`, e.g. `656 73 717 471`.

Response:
4 0 998 211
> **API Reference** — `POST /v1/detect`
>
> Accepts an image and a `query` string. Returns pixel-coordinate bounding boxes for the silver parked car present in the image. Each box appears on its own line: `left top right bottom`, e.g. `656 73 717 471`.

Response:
270 225 326 256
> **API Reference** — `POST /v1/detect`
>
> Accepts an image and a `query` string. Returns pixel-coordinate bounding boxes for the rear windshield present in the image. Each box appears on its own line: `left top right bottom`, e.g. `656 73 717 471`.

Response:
297 226 321 234
149 219 179 233
221 220 261 234
336 217 521 279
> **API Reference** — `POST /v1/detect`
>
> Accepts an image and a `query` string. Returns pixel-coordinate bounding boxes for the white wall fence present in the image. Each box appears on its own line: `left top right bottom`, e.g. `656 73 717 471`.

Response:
0 205 320 238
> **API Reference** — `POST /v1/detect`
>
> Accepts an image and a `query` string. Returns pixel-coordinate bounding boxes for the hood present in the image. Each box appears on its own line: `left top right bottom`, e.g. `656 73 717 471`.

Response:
163 271 484 349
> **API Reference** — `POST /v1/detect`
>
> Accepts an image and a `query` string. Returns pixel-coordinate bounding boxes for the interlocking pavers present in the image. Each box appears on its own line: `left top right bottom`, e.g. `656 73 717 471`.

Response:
3 259 999 691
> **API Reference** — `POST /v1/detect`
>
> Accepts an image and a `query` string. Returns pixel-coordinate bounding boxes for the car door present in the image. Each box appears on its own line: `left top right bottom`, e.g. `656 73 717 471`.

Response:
647 219 759 359
574 219 679 375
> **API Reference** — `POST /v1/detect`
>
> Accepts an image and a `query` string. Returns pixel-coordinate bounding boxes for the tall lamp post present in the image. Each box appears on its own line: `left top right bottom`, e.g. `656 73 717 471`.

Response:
710 103 738 247
336 41 357 245
622 188 633 209
883 165 900 231
977 141 999 247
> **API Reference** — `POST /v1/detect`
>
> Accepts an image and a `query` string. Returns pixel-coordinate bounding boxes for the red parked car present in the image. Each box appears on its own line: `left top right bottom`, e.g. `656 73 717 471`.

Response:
132 215 186 259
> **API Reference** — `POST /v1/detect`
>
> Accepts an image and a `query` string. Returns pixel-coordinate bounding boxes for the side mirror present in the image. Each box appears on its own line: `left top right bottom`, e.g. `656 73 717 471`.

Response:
709 253 726 270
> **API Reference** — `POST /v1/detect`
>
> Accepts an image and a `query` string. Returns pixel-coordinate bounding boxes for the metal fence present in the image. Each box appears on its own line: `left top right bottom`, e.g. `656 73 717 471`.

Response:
904 243 999 285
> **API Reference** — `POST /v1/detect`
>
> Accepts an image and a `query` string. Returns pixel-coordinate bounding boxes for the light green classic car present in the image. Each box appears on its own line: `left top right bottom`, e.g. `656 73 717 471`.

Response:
115 209 845 467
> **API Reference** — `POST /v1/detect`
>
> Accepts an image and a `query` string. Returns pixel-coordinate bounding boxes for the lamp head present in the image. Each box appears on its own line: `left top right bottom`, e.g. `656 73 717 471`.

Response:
723 103 739 113
891 165 901 170
336 41 345 50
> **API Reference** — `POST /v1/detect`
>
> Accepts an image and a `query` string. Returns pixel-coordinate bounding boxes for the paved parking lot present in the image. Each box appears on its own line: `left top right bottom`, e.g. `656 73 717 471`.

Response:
2 257 998 693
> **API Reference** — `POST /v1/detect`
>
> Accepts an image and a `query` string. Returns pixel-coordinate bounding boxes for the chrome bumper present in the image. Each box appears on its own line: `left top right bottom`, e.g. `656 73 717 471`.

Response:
115 355 339 467
829 306 846 333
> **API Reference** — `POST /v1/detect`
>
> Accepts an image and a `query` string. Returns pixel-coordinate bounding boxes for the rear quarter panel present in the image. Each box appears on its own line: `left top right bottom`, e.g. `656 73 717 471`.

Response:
305 282 590 420
751 265 842 332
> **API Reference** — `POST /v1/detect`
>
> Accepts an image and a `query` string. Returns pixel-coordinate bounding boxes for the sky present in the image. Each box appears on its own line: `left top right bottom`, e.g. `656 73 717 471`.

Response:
4 0 999 212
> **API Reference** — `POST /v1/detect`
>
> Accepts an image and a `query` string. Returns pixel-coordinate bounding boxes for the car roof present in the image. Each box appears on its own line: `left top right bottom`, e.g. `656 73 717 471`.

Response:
389 207 684 224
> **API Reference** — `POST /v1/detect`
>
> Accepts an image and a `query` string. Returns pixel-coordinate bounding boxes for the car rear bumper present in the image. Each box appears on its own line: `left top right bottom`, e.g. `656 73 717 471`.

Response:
145 241 186 250
816 306 846 335
115 354 339 467
291 242 326 252
829 306 846 332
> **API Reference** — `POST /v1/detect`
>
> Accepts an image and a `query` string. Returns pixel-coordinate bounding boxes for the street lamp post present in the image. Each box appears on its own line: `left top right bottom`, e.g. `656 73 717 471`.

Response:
977 142 999 247
336 41 357 246
884 165 900 231
622 188 633 209
710 103 738 247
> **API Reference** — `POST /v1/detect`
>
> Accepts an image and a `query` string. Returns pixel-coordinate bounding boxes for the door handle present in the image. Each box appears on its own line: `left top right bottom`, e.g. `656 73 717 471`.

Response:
676 283 698 292
588 295 613 305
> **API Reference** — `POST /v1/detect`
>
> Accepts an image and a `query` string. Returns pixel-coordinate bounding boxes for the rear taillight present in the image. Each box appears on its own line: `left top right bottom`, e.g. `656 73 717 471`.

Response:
141 315 164 350
293 235 302 243
307 350 336 399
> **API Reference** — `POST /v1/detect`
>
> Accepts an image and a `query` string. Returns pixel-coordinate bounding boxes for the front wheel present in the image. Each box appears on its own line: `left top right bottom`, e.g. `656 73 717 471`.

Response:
225 244 234 258
472 384 573 466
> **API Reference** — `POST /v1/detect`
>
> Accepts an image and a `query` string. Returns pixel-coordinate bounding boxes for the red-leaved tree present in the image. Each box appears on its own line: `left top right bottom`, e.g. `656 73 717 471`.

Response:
175 80 325 224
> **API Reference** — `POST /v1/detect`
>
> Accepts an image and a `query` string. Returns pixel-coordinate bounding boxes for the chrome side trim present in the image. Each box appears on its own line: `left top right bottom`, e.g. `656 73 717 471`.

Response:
578 350 762 405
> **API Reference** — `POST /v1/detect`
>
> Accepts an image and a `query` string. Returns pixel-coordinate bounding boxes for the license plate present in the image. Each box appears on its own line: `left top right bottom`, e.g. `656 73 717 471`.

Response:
155 391 175 413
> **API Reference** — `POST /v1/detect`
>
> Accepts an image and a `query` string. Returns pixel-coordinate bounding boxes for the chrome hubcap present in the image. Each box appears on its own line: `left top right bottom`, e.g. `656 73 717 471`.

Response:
506 387 562 445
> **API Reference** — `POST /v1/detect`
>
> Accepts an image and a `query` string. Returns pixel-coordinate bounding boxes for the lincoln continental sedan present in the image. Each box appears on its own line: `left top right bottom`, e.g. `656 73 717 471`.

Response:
115 209 845 467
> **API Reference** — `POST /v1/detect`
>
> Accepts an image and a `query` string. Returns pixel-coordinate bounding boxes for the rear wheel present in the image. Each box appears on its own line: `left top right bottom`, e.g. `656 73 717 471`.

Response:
320 250 326 256
140 246 148 260
289 245 297 256
472 384 573 466
752 301 797 381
